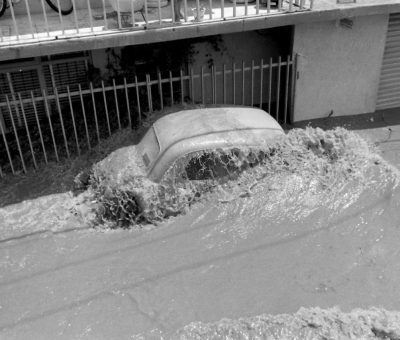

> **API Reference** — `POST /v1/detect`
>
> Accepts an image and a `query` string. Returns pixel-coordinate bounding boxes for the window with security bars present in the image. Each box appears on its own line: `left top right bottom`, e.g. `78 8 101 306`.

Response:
0 53 90 132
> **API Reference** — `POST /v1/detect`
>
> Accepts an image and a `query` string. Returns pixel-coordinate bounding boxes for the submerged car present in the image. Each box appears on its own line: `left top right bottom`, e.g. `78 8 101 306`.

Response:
94 106 284 187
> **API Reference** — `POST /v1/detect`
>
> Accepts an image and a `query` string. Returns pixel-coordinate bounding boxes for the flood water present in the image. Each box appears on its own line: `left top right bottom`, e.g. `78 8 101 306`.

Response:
1 127 400 339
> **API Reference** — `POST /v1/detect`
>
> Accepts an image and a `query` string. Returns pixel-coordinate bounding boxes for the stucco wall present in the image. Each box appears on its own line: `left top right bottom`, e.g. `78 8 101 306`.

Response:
292 14 389 122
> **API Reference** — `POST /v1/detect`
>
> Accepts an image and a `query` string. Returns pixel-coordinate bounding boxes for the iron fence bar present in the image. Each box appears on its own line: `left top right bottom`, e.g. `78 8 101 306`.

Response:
245 0 248 16
146 74 153 112
71 0 79 33
169 71 174 105
54 88 70 158
255 0 259 14
275 56 281 120
8 0 19 41
87 0 94 32
40 0 50 37
42 90 60 162
183 0 188 22
251 60 254 107
284 55 291 124
144 0 149 24
30 91 48 164
267 0 270 13
18 95 37 167
66 86 80 156
259 58 263 108
116 0 122 29
268 57 272 114
6 95 26 172
171 0 175 22
208 0 212 20
241 60 245 105
211 65 215 104
90 82 101 143
278 0 282 11
24 0 35 39
124 77 132 128
223 64 226 104
201 66 205 104
290 54 298 123
56 0 65 35
157 69 164 110
131 0 135 27
180 69 184 105
233 0 236 17
112 79 122 129
232 61 236 105
78 84 91 150
190 67 195 103
289 0 293 12
0 111 15 174
101 81 112 137
102 0 109 30
221 0 224 19
135 75 142 124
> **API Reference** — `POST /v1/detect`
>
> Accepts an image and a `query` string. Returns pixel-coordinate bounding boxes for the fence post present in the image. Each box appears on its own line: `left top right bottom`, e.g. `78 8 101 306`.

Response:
31 91 48 164
0 111 15 175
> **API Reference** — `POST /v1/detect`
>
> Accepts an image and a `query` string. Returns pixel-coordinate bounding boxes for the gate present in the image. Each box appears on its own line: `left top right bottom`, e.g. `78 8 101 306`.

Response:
0 55 297 177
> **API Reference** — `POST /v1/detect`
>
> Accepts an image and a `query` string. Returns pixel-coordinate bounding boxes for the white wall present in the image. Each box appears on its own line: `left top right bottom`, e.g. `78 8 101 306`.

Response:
292 14 389 122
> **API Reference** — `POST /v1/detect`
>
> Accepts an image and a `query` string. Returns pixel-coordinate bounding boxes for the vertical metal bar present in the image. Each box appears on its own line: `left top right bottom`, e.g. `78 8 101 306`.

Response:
112 79 122 129
233 0 236 17
18 94 37 168
244 0 248 16
24 0 35 39
116 0 122 28
0 111 15 174
8 0 19 40
146 74 153 113
124 77 132 129
171 0 175 22
158 0 162 25
275 56 282 120
211 65 215 104
208 0 212 20
201 66 205 105
90 82 101 143
144 0 149 24
66 86 80 156
268 57 272 114
6 96 26 172
102 0 109 30
130 0 136 27
259 58 264 109
71 0 80 33
255 0 259 14
223 64 226 104
190 67 194 103
183 0 188 22
289 0 293 12
195 0 201 21
56 0 65 35
278 0 282 11
221 0 224 19
135 75 142 124
54 88 70 158
169 71 174 105
40 0 50 37
232 61 236 105
290 54 298 122
87 0 94 32
180 69 185 105
267 0 270 13
251 60 254 107
31 92 48 164
157 70 164 110
43 90 59 162
241 60 245 105
101 81 112 136
78 84 91 150
284 56 291 125
310 0 314 9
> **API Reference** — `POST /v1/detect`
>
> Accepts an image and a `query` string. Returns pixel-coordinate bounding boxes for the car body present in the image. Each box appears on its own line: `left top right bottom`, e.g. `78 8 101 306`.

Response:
94 106 284 186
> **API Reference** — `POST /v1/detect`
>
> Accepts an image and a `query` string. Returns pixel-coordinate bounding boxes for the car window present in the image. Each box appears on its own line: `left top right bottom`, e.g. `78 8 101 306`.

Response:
138 127 160 169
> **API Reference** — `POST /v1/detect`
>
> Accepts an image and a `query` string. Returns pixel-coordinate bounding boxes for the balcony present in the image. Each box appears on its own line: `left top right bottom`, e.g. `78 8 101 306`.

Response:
0 0 312 52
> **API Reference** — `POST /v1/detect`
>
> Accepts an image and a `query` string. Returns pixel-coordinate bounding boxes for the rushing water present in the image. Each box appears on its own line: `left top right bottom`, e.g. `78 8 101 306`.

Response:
2 127 400 339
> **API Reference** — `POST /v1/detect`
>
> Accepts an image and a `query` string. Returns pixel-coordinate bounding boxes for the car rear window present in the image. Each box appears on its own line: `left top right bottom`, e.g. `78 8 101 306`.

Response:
138 127 160 169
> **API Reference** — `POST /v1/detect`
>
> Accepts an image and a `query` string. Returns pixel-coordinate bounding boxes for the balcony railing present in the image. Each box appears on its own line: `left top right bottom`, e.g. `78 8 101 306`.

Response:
0 0 313 47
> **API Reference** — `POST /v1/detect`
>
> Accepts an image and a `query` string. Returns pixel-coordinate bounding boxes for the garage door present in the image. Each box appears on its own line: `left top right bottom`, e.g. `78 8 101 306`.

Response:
376 13 400 110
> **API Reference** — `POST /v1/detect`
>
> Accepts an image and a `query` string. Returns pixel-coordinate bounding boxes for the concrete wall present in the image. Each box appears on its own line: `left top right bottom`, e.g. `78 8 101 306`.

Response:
292 14 389 122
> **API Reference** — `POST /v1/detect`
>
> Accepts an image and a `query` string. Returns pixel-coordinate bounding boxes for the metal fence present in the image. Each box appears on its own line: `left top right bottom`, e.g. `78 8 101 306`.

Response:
0 55 297 176
0 0 313 46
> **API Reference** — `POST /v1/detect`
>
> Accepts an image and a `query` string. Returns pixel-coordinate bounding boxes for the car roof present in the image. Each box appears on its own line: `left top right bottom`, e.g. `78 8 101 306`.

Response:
152 106 283 152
